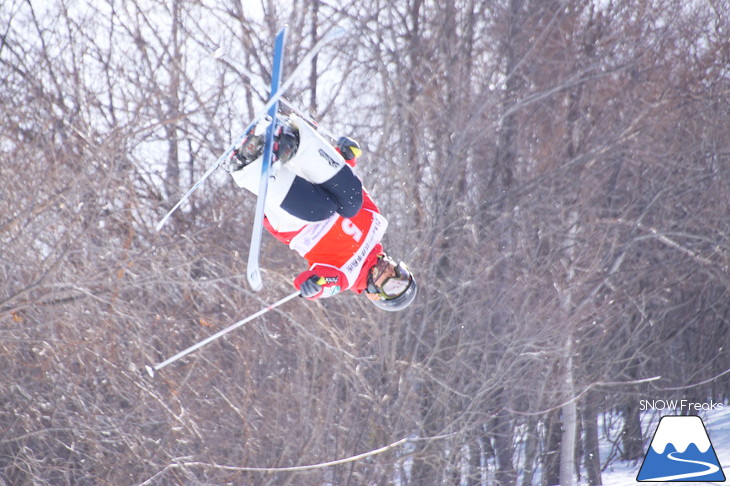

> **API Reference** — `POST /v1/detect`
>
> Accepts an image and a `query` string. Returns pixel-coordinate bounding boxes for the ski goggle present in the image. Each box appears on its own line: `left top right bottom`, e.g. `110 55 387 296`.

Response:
366 257 412 300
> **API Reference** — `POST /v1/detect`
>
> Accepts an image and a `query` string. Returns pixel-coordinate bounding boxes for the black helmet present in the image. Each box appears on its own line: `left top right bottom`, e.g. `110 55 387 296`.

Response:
365 255 417 312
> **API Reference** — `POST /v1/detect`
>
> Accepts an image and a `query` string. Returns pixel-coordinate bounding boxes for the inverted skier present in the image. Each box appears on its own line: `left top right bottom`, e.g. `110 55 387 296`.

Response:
222 113 417 311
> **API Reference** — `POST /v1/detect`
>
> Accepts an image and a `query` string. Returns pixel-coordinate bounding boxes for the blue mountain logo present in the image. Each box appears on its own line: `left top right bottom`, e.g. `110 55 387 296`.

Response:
637 415 726 482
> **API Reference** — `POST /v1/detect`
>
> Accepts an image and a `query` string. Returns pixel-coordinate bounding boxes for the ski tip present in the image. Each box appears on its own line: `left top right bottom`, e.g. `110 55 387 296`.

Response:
212 46 225 59
247 268 263 292
248 281 263 292
145 365 156 378
155 212 173 232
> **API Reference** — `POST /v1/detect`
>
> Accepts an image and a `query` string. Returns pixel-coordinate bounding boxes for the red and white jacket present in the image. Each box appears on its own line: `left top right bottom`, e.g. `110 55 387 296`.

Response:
265 188 386 298
263 144 387 299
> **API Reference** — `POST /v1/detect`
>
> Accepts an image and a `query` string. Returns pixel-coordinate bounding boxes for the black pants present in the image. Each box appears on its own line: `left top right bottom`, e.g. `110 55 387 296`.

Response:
281 165 363 222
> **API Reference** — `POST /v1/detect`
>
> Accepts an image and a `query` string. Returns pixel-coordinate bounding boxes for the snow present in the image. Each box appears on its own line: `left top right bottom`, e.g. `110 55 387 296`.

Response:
599 406 729 486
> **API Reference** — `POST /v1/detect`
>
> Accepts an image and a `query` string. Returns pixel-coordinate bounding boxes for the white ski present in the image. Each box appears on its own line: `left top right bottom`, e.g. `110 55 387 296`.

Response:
246 26 287 291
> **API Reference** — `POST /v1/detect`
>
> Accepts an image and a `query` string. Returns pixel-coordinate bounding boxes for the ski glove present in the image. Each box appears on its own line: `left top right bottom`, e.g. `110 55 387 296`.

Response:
336 136 362 162
294 269 344 300
299 275 323 299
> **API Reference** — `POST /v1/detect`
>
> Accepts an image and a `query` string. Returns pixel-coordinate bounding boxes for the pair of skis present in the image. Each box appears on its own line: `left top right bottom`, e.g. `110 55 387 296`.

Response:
155 25 345 291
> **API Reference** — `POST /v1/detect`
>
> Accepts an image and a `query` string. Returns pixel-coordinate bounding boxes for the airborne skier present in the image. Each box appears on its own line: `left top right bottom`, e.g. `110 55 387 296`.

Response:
146 27 416 375
223 114 417 311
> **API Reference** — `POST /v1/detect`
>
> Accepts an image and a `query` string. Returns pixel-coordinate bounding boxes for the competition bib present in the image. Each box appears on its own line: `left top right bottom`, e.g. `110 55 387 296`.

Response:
289 210 388 288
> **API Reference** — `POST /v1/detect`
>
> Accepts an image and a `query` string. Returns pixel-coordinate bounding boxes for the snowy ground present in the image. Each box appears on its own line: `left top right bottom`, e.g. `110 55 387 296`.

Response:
599 406 729 486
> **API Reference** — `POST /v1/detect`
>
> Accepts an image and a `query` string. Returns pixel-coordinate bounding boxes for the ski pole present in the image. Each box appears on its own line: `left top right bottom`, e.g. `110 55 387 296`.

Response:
145 290 300 377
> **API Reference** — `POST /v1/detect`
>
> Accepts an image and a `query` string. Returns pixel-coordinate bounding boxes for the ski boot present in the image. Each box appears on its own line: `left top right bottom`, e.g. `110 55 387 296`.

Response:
222 119 268 173
272 121 299 163
223 116 299 172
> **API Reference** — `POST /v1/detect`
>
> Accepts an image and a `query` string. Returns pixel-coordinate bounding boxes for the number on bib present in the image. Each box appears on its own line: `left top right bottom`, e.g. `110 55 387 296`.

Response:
341 219 363 242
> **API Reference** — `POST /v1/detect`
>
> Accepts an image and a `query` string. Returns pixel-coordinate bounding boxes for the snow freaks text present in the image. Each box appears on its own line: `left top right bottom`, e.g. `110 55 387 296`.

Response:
639 399 725 412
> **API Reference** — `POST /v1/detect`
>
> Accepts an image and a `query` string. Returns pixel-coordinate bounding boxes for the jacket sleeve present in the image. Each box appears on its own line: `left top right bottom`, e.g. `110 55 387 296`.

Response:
293 266 348 299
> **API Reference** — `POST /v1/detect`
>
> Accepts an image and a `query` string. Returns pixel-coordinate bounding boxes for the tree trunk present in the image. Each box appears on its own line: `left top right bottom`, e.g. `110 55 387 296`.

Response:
621 401 644 461
411 382 440 485
519 420 539 486
582 393 603 486
492 404 516 486
559 345 577 486
308 1 319 112
558 209 579 486
543 410 562 486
